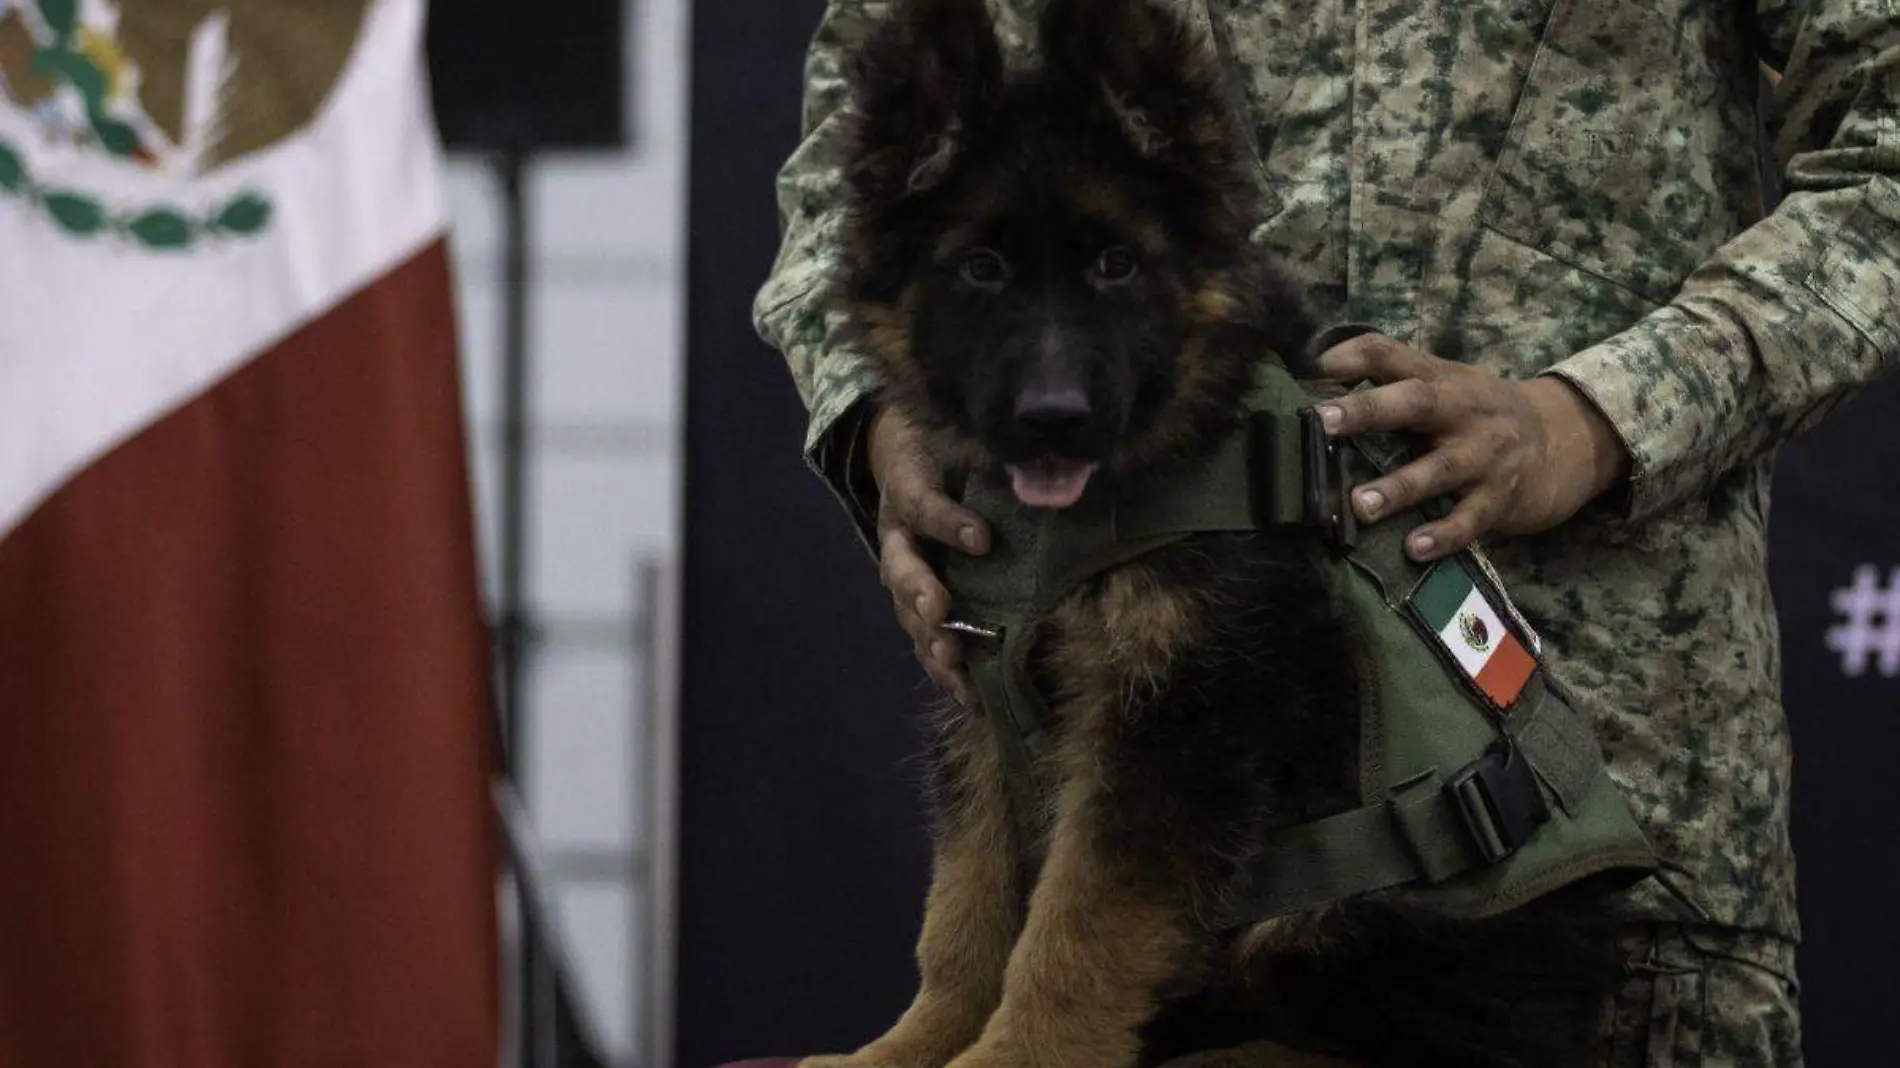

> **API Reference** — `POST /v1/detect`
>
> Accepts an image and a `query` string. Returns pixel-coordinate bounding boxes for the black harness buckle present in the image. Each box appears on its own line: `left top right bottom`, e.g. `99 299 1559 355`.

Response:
1298 408 1358 549
1446 740 1551 864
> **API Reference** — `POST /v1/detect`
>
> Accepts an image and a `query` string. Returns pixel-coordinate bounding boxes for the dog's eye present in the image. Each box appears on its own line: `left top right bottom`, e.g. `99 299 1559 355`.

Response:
959 249 1009 289
1094 246 1139 285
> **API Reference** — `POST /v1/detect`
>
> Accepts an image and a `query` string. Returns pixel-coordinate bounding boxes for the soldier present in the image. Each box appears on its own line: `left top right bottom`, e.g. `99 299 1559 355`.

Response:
752 0 1900 1064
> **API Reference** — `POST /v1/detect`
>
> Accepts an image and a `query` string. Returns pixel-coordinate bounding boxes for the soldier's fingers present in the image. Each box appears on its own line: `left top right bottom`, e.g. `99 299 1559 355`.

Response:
888 478 990 555
876 524 911 590
1315 378 1472 438
931 630 965 672
916 645 973 705
1313 332 1441 385
925 635 965 684
892 592 930 651
880 526 951 630
916 615 969 697
888 578 933 643
1351 444 1484 522
1405 489 1507 562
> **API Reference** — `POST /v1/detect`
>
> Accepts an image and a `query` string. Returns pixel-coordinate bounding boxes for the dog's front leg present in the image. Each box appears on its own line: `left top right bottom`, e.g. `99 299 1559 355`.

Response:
943 754 1200 1068
803 701 1025 1068
944 565 1295 1068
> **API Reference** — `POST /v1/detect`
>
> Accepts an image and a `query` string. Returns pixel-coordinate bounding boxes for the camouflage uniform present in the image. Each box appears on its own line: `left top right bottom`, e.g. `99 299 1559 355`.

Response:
754 1 1900 1063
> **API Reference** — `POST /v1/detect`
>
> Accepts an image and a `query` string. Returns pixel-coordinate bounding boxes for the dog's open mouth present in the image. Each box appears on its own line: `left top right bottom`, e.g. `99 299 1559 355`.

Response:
1005 457 1100 509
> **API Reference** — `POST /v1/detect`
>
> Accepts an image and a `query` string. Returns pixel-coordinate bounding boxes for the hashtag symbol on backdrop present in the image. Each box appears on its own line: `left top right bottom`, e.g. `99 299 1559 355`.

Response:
1826 565 1900 679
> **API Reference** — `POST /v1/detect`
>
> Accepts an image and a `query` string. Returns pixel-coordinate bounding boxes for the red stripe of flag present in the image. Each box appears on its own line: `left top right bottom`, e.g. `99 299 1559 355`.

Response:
1476 631 1537 707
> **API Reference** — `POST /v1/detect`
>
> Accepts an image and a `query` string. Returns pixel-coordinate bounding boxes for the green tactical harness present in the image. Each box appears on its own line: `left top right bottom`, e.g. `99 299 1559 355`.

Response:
942 356 1656 925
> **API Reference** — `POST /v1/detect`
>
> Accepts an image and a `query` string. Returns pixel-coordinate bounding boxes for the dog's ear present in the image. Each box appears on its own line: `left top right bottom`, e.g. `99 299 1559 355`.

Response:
845 0 1004 202
1040 0 1234 168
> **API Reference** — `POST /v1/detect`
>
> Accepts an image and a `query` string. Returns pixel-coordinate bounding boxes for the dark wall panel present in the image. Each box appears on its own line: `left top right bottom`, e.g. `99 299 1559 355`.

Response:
680 2 930 1066
1770 378 1900 1067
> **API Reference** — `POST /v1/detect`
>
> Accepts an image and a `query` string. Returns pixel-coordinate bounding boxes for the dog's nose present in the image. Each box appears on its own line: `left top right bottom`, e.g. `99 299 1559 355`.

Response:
1014 384 1092 435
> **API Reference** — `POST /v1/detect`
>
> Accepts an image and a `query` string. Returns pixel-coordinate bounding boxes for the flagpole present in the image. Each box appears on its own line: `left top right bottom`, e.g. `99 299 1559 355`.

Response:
491 144 612 1068
497 151 533 786
495 147 555 1068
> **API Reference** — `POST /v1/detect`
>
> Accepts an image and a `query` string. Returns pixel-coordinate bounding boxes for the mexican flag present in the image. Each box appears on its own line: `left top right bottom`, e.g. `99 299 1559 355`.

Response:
0 1 496 1064
1412 557 1538 709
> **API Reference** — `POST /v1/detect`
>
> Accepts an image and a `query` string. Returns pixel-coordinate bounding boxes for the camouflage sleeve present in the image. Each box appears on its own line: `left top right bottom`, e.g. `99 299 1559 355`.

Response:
753 1 1044 549
751 0 890 546
1543 0 1900 523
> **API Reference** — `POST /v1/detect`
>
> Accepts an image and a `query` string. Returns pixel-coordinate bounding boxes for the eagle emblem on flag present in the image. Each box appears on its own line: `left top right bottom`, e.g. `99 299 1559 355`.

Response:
0 0 370 249
1459 612 1492 653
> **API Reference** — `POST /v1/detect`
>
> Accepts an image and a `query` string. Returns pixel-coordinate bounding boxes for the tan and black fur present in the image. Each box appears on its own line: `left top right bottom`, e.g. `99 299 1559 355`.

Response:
808 2 1623 1066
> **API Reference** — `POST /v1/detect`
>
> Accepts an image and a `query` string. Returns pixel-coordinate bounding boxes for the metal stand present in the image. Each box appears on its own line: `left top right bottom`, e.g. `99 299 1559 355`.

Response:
491 151 611 1068
497 155 532 786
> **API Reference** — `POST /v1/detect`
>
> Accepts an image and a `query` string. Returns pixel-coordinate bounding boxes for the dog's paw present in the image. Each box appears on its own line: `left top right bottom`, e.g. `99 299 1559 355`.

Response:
800 1057 923 1068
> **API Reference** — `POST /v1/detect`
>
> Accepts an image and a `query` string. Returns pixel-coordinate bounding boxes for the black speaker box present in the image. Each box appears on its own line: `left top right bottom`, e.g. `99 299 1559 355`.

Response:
426 0 628 152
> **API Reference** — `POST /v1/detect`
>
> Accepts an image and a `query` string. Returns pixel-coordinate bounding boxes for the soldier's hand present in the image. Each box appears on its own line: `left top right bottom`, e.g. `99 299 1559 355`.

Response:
868 405 990 699
1312 333 1629 561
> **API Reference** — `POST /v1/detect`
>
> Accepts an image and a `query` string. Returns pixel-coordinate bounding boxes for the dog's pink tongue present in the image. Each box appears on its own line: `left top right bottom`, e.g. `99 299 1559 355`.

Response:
1005 458 1100 509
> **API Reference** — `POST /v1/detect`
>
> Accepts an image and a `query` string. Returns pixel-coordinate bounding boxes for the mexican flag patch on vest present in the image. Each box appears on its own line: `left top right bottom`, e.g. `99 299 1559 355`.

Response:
1411 556 1538 709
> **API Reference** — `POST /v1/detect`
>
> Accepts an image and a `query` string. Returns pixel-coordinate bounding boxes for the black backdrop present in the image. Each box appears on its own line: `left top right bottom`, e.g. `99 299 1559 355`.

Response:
1765 383 1900 1056
680 3 930 1065
681 2 1900 1063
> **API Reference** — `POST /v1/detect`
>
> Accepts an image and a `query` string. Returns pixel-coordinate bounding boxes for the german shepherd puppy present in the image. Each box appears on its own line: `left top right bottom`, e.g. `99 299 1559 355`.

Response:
813 1 1622 1066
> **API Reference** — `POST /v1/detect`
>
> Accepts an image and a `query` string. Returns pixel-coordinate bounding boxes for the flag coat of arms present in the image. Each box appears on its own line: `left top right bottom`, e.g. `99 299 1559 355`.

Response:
1410 556 1540 710
0 1 496 1063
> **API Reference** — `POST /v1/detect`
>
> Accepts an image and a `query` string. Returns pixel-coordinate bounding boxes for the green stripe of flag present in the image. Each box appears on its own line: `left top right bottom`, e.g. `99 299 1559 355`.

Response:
1414 559 1476 631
